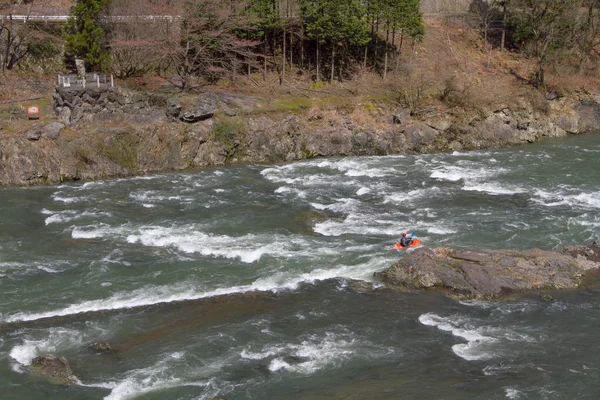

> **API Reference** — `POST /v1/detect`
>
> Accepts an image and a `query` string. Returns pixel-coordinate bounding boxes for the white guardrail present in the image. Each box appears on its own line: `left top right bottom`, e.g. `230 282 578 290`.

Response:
0 15 181 23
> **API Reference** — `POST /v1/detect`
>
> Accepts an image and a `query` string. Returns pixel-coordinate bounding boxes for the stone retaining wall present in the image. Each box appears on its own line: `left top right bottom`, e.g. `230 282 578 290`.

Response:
52 86 160 125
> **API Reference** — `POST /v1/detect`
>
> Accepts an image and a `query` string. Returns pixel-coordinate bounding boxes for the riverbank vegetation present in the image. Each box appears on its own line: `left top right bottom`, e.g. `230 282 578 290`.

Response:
2 0 600 114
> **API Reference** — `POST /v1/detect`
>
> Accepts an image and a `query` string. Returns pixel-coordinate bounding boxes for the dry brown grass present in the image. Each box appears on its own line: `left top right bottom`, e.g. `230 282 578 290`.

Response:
3 13 600 137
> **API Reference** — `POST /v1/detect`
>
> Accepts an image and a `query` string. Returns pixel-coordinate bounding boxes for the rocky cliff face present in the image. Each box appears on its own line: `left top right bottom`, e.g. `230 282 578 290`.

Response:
2 89 600 187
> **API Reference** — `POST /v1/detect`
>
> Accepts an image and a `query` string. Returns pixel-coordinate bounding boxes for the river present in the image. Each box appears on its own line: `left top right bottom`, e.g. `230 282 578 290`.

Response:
1 133 599 399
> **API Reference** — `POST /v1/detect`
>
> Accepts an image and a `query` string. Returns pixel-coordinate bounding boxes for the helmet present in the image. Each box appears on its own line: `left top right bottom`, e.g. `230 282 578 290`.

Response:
402 233 406 237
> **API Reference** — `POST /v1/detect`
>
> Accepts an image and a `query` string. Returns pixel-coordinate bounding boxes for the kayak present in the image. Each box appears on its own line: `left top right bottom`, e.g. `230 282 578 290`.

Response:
392 239 421 249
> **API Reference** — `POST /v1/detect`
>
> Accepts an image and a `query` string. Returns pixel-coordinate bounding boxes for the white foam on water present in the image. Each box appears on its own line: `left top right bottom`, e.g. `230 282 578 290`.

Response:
129 191 194 204
309 198 360 214
533 189 600 209
240 347 282 360
313 216 398 237
104 377 189 400
52 193 89 204
81 181 104 189
4 257 387 324
250 257 386 291
72 224 128 239
462 182 527 196
126 227 278 264
268 359 292 372
42 209 112 225
0 260 72 278
419 313 498 361
406 186 442 200
102 360 210 400
356 187 371 196
257 328 393 376
275 186 307 198
505 388 522 399
430 166 486 182
313 211 456 238
251 332 359 374
9 327 85 367
102 249 132 267
314 159 394 178
411 220 458 235
72 221 371 265
424 226 457 235
383 187 441 205
572 214 600 228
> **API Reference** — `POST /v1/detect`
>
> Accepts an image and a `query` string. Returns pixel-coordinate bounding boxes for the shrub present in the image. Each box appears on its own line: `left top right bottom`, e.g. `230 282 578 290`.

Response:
213 118 242 147
103 133 138 170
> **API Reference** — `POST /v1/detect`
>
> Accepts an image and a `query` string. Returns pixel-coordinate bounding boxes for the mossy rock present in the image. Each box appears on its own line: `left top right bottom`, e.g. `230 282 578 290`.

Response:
28 355 78 385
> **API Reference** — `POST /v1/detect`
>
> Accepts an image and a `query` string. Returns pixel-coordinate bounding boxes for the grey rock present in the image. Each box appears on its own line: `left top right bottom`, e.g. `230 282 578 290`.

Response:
375 246 600 299
42 122 65 140
556 114 579 134
58 107 72 124
392 109 409 125
166 97 182 119
25 126 42 141
180 95 217 123
71 106 84 124
72 95 83 107
28 355 78 385
82 92 97 105
220 103 237 116
91 341 115 353
545 91 559 101
575 100 600 132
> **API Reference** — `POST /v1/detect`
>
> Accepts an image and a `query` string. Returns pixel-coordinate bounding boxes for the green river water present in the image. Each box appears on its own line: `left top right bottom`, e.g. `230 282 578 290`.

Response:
1 133 599 399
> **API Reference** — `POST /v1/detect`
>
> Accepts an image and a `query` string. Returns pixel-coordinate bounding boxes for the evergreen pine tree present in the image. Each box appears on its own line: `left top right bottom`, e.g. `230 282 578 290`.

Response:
63 0 111 71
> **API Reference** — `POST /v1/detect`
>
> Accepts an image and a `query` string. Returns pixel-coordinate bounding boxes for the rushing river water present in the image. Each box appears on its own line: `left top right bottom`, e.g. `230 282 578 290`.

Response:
1 133 600 400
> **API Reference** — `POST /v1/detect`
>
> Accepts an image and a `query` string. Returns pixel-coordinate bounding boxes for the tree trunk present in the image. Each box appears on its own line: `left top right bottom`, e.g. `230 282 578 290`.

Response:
374 19 379 66
289 30 293 70
301 29 304 69
363 46 368 69
330 46 335 84
282 27 286 85
263 40 267 81
501 4 507 52
232 55 238 85
316 36 320 82
383 23 389 79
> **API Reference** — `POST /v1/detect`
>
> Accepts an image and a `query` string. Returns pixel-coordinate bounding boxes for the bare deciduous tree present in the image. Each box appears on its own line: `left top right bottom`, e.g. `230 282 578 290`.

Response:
164 0 260 90
107 0 179 77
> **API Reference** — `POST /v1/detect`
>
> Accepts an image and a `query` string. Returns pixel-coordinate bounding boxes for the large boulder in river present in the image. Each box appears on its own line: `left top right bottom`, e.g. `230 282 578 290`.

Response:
375 246 600 299
28 355 79 385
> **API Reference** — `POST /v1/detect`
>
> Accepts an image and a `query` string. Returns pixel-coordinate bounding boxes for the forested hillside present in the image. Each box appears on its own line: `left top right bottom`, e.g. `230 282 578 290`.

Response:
2 0 600 102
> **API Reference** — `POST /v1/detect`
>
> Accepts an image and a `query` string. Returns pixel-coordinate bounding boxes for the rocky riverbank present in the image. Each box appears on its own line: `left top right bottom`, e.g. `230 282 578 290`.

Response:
2 87 600 187
375 245 600 299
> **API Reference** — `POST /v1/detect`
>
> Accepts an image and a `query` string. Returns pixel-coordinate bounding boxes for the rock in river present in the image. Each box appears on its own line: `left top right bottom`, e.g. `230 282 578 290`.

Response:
28 354 79 385
374 246 600 299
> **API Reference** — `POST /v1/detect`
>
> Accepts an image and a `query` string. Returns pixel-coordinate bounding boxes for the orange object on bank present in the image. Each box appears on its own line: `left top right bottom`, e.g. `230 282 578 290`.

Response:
27 106 40 120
